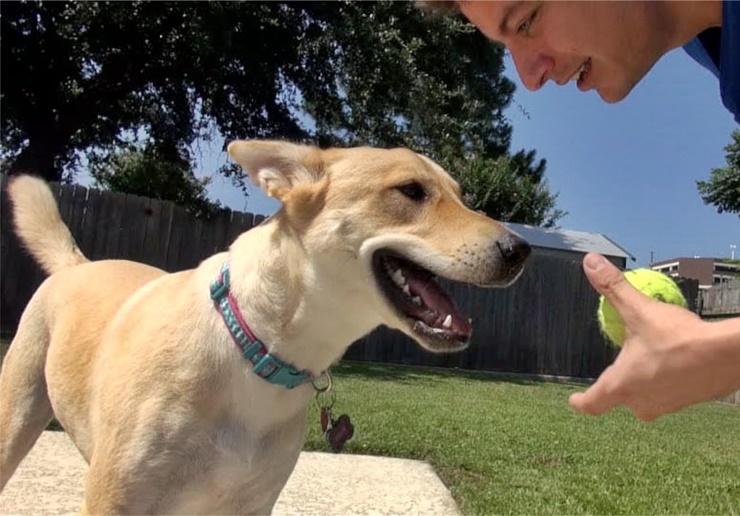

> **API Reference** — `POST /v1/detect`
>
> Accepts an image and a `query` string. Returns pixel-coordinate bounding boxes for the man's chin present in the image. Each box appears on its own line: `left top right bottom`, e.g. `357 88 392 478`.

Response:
596 78 642 104
597 86 631 104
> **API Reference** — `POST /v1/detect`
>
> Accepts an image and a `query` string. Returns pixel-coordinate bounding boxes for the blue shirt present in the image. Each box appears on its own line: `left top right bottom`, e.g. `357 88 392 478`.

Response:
683 0 740 124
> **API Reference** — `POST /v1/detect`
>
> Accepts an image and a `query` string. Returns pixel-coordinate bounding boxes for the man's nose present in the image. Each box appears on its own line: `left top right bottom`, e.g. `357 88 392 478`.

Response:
509 45 555 92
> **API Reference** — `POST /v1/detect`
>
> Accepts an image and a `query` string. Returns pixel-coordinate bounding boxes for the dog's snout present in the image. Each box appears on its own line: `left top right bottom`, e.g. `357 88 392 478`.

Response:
496 233 531 267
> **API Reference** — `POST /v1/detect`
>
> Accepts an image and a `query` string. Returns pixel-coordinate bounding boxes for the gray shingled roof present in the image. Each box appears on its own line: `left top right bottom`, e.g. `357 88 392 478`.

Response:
503 222 635 261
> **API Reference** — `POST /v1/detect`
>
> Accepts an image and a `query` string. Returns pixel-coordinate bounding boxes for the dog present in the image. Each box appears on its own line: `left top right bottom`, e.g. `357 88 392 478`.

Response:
0 140 530 514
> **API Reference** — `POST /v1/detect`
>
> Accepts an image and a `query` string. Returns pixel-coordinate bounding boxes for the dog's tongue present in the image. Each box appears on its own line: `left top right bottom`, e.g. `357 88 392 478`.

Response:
405 274 472 336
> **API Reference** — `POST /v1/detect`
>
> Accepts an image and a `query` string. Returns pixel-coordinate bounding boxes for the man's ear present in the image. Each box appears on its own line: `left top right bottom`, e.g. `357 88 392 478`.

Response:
226 140 325 202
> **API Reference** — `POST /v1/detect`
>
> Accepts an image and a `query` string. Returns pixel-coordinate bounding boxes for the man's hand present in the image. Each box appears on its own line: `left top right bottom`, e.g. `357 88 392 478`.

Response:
569 253 740 421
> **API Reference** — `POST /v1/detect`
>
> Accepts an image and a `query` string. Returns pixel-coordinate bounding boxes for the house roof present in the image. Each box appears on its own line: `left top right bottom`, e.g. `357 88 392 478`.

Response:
652 257 738 266
503 222 636 261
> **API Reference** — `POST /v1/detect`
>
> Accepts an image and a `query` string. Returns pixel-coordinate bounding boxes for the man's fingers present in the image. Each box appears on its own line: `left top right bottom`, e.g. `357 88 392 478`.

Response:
569 366 621 416
583 253 648 324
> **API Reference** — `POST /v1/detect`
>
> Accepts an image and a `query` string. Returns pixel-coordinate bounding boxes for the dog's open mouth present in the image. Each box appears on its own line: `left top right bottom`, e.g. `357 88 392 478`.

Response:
372 251 472 352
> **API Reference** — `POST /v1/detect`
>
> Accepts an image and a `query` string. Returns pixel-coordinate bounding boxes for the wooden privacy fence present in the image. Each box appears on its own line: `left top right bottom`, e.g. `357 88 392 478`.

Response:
1 176 266 334
1 176 622 378
700 284 740 318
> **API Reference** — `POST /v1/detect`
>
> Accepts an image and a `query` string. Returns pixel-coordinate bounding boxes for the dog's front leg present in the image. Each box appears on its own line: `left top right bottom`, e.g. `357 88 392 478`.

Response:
82 453 164 515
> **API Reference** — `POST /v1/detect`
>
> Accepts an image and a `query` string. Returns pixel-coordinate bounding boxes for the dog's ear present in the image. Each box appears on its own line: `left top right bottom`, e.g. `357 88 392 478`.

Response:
226 140 325 202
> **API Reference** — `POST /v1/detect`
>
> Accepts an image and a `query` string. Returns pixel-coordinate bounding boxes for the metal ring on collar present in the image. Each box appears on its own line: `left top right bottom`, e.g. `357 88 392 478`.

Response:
311 371 332 393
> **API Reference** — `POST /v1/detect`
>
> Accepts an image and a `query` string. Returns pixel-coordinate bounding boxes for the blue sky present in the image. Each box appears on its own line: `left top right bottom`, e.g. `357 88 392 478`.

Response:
79 44 737 268
500 48 738 267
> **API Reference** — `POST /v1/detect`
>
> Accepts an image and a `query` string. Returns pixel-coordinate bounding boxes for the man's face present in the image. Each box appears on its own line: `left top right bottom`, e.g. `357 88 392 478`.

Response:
458 1 666 103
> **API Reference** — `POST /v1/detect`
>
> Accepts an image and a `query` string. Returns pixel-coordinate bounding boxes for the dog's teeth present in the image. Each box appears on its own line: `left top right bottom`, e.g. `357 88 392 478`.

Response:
402 284 411 296
442 314 452 329
412 296 421 306
391 269 405 287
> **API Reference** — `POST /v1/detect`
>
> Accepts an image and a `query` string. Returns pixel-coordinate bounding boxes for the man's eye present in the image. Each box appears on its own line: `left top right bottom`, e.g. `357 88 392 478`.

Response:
517 7 539 35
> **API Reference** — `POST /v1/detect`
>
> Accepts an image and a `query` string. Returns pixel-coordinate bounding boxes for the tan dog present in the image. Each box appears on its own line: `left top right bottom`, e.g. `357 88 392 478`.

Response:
0 140 530 514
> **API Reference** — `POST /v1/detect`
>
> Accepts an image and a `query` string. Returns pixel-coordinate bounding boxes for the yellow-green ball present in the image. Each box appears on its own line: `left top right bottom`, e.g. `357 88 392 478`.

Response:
598 268 687 347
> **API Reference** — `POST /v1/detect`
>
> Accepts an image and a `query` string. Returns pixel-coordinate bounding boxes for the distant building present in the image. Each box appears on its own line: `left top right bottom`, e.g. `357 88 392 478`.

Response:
651 257 740 289
503 222 635 270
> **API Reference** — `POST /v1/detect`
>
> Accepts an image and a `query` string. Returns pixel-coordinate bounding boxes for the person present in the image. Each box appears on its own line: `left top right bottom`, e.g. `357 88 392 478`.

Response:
417 0 740 422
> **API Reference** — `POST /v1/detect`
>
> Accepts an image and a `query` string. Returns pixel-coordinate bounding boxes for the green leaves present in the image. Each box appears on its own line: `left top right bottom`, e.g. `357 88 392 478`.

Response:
89 144 219 217
2 0 564 226
697 130 740 216
449 154 566 228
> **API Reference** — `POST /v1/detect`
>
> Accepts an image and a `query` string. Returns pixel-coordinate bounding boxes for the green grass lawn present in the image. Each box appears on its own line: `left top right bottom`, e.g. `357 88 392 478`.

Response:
2 337 738 514
303 361 740 515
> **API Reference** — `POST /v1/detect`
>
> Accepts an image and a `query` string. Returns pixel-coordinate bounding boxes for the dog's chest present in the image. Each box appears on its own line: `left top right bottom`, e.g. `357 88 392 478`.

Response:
167 413 309 514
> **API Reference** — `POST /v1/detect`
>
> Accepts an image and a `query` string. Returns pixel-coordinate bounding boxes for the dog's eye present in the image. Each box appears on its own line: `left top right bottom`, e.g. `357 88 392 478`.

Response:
395 182 427 202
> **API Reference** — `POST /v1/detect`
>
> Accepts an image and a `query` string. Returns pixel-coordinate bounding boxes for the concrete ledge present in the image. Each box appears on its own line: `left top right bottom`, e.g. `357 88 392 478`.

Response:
0 432 460 516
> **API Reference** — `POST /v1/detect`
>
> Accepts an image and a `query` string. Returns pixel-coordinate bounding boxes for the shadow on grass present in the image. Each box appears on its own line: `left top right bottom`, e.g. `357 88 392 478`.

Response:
334 360 551 387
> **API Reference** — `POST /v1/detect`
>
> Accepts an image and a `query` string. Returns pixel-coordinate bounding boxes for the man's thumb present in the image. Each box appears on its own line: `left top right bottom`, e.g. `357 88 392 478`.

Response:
583 253 645 322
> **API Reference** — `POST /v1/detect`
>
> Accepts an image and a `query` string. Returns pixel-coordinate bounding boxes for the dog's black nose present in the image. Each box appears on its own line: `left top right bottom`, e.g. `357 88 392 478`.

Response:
496 232 531 267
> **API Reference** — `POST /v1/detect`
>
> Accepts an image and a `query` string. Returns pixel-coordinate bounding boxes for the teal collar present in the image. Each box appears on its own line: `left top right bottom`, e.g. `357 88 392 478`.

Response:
209 261 315 389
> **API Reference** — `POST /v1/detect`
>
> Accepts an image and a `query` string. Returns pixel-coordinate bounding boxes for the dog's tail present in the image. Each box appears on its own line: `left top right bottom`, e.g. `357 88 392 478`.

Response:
7 175 89 275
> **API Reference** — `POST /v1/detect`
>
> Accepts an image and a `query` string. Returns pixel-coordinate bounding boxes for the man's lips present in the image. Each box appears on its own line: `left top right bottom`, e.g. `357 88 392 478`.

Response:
576 58 592 91
553 59 590 86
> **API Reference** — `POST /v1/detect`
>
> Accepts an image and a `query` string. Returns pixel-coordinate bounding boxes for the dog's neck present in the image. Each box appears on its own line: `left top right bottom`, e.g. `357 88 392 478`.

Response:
223 221 381 376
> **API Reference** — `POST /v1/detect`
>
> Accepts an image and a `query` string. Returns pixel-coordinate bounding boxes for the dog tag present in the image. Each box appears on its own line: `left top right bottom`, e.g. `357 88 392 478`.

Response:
325 413 354 453
320 406 332 434
314 380 353 453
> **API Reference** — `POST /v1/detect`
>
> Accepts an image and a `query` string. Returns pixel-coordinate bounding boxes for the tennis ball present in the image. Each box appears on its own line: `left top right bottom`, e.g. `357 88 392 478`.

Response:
598 268 687 347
